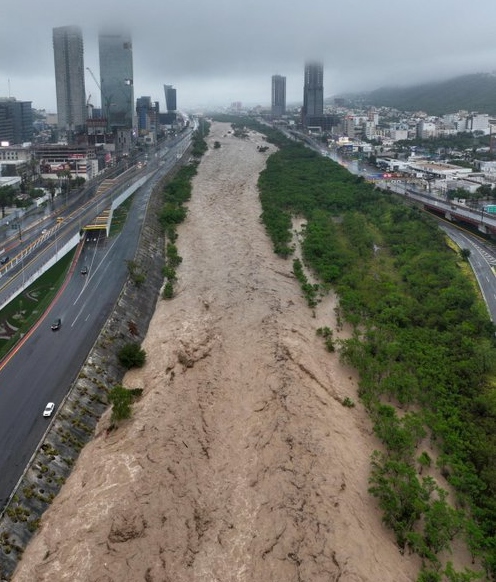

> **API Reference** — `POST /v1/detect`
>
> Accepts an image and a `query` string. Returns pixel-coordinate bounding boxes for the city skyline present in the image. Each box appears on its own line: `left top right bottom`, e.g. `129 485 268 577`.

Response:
4 1 496 112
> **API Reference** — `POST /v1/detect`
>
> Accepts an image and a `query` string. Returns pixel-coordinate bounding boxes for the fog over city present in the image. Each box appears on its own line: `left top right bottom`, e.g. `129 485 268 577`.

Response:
3 0 496 112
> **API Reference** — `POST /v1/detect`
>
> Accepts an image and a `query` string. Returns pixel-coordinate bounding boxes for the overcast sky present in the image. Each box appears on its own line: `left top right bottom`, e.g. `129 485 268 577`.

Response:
3 0 496 113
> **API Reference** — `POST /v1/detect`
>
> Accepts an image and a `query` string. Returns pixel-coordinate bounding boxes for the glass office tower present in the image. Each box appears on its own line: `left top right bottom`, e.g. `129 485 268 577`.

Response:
98 30 134 130
53 25 87 134
271 75 286 117
303 61 324 118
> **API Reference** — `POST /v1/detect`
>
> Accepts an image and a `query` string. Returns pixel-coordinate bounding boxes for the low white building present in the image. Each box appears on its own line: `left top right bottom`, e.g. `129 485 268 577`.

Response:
376 157 410 172
0 144 32 176
475 160 496 174
0 176 22 189
407 158 473 180
416 121 437 139
466 113 490 134
390 128 408 142
446 178 481 194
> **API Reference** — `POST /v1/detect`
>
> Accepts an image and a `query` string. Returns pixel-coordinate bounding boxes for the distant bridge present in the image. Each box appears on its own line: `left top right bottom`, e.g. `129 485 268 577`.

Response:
385 183 496 237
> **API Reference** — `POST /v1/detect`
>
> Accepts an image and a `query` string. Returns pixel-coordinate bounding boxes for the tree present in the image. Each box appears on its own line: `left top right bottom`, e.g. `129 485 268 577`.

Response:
447 187 470 201
45 179 56 206
0 185 16 218
163 281 174 299
418 451 432 474
444 561 484 581
423 493 464 553
56 168 72 195
369 450 428 548
417 569 442 582
159 203 187 228
476 183 493 198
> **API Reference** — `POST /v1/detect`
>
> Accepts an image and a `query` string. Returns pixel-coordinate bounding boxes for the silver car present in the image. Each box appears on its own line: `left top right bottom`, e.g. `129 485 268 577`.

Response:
43 402 55 417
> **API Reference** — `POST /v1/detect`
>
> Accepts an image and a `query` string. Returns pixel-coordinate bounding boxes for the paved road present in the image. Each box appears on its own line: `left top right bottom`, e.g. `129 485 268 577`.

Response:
0 144 182 508
439 222 496 323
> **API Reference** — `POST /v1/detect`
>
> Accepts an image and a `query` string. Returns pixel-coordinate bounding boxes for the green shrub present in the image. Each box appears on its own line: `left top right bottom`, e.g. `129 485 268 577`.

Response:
163 281 174 299
125 260 146 287
166 243 182 268
117 342 146 369
108 385 143 422
162 265 177 282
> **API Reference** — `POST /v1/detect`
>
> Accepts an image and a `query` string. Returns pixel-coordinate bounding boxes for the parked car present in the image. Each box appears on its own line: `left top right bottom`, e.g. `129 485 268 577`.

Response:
43 402 55 417
51 318 61 331
0 256 9 265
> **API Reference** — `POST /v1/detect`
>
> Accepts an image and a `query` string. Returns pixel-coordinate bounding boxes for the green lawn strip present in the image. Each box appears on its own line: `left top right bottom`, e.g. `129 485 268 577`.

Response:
0 251 75 360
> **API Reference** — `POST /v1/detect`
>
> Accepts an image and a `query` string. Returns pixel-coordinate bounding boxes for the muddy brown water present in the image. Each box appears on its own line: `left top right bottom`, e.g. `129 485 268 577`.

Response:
12 122 422 581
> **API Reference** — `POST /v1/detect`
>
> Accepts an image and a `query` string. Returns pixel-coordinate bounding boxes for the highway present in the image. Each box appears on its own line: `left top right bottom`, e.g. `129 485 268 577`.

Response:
0 130 191 309
0 133 191 509
438 222 496 323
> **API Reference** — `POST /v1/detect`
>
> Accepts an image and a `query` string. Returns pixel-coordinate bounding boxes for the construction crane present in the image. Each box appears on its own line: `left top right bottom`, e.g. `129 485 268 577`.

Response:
85 93 93 121
86 67 112 131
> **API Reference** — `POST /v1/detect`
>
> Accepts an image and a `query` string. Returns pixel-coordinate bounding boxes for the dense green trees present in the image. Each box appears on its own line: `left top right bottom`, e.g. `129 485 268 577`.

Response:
191 120 210 157
158 162 198 236
252 123 496 579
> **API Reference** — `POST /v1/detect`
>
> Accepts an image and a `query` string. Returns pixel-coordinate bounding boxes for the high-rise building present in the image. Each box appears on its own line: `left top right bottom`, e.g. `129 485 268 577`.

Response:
164 85 177 112
302 61 324 122
98 30 134 130
136 96 159 139
136 96 152 133
52 25 87 134
0 98 33 144
162 85 177 125
271 75 286 117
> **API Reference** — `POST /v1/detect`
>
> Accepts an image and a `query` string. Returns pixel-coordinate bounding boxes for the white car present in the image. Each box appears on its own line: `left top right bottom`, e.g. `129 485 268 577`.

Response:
43 402 55 417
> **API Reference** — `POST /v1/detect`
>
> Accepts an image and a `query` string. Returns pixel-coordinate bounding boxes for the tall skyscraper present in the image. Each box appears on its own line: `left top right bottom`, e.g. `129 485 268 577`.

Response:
271 75 286 117
164 85 177 112
98 30 134 130
302 61 324 121
52 25 87 134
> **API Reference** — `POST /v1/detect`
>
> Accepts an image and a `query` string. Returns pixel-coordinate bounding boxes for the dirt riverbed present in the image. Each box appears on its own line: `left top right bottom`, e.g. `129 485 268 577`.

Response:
12 122 423 581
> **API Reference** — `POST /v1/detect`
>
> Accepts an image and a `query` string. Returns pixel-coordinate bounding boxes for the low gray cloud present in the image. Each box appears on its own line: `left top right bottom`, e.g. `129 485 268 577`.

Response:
3 0 496 111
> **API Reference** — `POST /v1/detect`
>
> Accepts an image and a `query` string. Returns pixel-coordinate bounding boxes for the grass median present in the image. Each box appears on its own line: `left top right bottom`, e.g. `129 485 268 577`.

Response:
0 251 75 361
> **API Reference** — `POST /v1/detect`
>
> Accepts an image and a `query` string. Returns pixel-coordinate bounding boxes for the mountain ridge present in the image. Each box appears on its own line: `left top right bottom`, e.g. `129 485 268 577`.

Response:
334 72 496 115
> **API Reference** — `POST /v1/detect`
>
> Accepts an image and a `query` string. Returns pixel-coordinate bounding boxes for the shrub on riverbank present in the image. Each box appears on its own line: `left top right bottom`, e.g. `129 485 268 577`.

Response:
160 123 210 299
